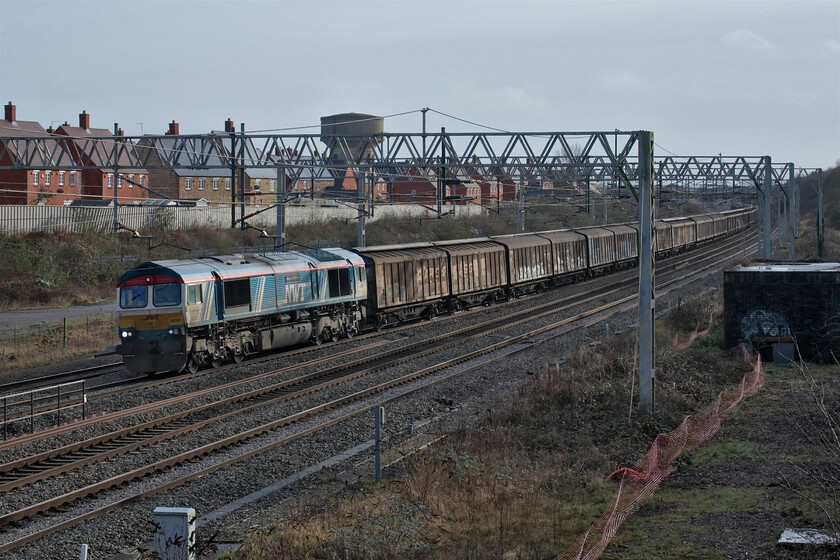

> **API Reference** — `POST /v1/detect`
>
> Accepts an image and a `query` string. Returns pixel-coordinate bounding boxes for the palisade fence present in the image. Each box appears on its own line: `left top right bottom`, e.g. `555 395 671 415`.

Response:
0 202 485 235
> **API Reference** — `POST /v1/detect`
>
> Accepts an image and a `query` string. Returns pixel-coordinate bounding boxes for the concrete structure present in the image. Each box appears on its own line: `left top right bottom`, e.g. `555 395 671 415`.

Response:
724 262 840 362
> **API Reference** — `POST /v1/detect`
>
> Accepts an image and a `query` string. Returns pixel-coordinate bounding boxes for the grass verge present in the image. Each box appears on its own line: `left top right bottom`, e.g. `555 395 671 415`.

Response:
225 293 839 560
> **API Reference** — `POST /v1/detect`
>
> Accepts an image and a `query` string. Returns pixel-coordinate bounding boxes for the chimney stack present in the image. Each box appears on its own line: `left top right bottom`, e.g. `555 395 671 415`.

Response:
4 102 16 123
166 120 180 135
224 118 235 133
117 128 125 136
79 110 90 130
47 125 55 134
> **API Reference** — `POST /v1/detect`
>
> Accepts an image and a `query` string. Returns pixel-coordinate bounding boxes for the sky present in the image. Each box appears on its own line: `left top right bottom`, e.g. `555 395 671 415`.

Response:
0 0 838 169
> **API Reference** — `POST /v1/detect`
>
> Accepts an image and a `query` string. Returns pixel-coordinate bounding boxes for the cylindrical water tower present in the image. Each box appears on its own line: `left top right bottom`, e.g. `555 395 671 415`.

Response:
320 113 384 165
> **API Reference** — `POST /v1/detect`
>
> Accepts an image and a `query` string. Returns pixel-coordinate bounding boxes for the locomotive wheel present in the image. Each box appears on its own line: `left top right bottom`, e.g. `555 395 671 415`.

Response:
185 357 198 374
313 334 323 346
330 328 339 343
211 357 222 369
233 352 244 363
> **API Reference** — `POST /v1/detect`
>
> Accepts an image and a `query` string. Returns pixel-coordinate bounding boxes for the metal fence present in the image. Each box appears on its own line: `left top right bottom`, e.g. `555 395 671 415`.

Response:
0 202 484 235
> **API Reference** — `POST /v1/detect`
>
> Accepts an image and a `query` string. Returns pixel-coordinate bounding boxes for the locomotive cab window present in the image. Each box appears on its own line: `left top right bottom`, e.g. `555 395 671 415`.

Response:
328 268 352 298
120 285 147 309
187 284 203 305
224 279 251 310
153 283 182 307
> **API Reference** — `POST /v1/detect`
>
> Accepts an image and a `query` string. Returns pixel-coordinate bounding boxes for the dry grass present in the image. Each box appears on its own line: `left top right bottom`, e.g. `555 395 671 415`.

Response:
229 292 758 560
0 314 116 372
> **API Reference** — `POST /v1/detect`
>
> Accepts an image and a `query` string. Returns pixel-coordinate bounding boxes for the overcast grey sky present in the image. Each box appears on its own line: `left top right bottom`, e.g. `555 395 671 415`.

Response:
1 0 838 168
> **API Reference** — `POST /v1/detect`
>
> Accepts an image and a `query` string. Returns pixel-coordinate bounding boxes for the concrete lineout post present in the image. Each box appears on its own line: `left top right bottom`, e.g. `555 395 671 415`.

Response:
277 165 286 251
788 163 796 260
763 156 772 259
374 406 385 482
638 130 655 414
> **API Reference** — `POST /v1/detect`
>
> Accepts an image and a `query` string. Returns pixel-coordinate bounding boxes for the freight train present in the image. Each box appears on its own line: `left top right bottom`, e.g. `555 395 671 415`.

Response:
115 207 755 375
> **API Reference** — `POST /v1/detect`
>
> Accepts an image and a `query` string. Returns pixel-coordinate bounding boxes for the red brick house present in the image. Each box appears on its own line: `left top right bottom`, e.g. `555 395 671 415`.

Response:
0 102 82 205
54 111 149 204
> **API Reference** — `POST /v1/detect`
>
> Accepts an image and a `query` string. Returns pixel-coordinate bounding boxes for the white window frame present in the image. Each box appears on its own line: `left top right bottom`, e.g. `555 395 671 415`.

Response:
117 174 123 188
198 178 205 190
213 178 219 190
45 171 51 186
254 179 261 191
107 173 113 189
128 174 134 188
59 171 65 186
225 178 231 190
33 171 39 186
270 179 276 192
185 177 192 190
70 171 77 186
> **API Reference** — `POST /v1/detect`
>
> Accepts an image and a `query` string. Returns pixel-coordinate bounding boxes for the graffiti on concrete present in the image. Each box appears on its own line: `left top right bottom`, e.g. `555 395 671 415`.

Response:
740 309 791 348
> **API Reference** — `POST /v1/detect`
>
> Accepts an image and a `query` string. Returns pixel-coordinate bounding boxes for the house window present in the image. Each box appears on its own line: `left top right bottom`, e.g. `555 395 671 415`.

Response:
225 178 231 190
213 178 219 190
70 172 77 186
185 177 192 190
254 179 261 191
128 174 134 188
33 171 39 186
107 174 113 188
59 171 65 186
139 175 144 187
270 179 276 192
117 174 123 188
45 171 51 186
198 178 205 190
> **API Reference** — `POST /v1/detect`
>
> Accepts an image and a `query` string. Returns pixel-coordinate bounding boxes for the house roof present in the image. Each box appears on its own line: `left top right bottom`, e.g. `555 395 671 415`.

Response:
0 120 79 167
55 125 148 174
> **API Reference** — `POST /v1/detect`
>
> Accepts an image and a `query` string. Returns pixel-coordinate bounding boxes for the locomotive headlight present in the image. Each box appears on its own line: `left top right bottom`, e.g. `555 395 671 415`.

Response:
121 331 130 338
168 328 181 335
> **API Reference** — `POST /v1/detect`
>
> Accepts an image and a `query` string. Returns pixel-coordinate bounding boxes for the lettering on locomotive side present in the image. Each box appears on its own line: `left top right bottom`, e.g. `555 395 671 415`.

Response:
284 283 307 303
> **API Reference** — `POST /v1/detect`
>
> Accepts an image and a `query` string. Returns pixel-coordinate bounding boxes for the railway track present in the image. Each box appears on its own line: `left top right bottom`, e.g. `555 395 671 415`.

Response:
0 229 759 555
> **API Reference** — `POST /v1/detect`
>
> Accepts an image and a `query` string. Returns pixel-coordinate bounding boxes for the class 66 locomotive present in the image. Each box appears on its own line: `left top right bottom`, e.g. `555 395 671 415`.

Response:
116 248 366 375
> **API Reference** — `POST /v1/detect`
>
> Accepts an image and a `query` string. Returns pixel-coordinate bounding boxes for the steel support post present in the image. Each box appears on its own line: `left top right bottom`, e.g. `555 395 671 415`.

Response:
358 168 366 248
518 175 525 233
276 166 286 251
763 156 772 259
787 163 796 260
638 131 655 414
818 169 824 259
230 132 237 229
239 123 246 229
113 124 119 232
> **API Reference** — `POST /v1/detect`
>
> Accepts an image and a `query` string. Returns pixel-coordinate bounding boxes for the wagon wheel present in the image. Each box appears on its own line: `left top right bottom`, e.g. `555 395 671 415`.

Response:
211 356 222 369
330 328 340 343
233 352 244 363
374 316 386 332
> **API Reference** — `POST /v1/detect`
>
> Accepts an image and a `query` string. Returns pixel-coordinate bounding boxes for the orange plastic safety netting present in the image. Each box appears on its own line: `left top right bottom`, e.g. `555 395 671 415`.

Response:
556 344 765 560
